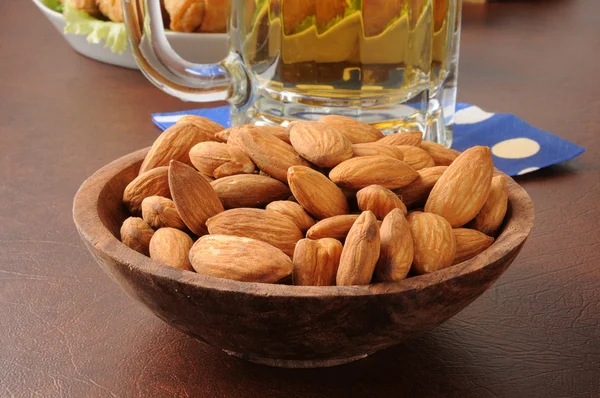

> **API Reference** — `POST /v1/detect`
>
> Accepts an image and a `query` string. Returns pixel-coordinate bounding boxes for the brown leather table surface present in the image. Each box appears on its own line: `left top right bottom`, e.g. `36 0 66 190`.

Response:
2 1 599 397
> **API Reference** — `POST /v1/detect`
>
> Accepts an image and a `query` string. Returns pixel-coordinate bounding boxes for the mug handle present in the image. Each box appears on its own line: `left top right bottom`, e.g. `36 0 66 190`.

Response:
122 0 245 103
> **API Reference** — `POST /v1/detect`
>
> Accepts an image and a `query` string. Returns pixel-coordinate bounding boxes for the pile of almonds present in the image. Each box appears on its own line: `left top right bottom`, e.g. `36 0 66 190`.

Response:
120 115 509 286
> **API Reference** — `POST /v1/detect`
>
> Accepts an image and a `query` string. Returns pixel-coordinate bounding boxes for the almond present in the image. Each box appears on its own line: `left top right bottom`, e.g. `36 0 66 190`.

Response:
378 131 422 147
149 227 194 271
396 145 436 170
375 209 413 282
420 141 460 166
189 235 293 283
356 185 407 219
471 175 509 236
306 214 360 240
329 156 419 190
408 212 456 274
177 115 225 138
189 141 255 178
319 115 384 144
216 125 291 144
394 166 448 208
139 123 216 174
120 217 154 256
123 166 170 215
453 228 494 265
288 166 349 219
425 146 494 227
168 161 224 236
210 174 291 209
293 238 343 286
228 126 309 182
206 208 303 257
289 121 353 168
336 211 380 285
352 143 404 160
265 201 315 232
141 196 186 230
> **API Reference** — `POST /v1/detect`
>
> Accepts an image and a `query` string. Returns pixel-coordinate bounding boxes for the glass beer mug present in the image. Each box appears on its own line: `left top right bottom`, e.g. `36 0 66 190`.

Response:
123 0 454 146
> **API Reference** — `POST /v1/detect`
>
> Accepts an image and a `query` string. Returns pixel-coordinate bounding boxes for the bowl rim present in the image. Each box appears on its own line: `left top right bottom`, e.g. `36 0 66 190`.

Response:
73 147 534 298
32 0 227 38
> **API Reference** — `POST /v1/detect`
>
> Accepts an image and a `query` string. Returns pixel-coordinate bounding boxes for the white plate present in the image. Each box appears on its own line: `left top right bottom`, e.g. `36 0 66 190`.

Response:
32 0 229 69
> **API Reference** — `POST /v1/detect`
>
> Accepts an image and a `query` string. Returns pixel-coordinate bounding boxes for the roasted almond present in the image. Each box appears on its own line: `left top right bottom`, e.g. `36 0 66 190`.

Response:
378 131 423 147
306 214 360 240
420 141 460 166
293 238 343 286
329 156 419 190
453 228 494 265
396 145 436 170
141 196 186 230
375 209 413 282
177 115 225 138
149 227 194 271
228 126 309 182
408 212 456 274
471 175 509 236
394 166 448 208
356 184 407 219
425 146 494 227
139 123 216 174
352 143 405 160
123 166 170 215
336 211 381 286
210 174 291 209
319 115 384 144
168 161 224 236
288 166 349 219
206 208 303 257
189 235 293 283
189 141 255 178
120 217 154 256
216 125 291 144
266 201 315 232
289 121 353 168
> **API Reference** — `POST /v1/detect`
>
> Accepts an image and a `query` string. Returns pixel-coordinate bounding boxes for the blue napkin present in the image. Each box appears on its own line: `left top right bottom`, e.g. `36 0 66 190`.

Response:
152 104 584 177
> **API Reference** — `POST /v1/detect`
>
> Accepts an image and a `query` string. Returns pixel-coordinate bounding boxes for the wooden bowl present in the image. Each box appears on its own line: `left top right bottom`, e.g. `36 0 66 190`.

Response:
73 148 534 368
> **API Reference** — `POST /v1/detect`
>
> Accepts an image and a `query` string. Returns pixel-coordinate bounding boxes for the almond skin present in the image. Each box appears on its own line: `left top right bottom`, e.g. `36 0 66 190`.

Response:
453 228 494 265
228 126 309 182
210 174 291 209
141 196 186 230
425 146 494 227
189 141 255 178
216 125 291 144
288 166 349 219
189 235 293 283
306 214 360 240
336 211 381 286
352 143 405 160
266 201 315 232
289 121 353 168
168 161 224 236
177 115 225 138
319 115 384 144
293 238 343 286
420 141 460 166
396 145 436 170
472 175 509 236
120 217 154 256
139 123 216 174
123 166 170 215
206 208 303 257
149 227 194 271
408 212 456 274
378 131 423 147
329 156 419 190
394 166 448 208
356 185 407 219
375 209 413 282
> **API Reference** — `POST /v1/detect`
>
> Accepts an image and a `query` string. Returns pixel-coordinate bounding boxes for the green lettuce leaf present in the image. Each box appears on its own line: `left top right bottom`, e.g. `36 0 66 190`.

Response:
40 0 64 13
62 3 128 54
